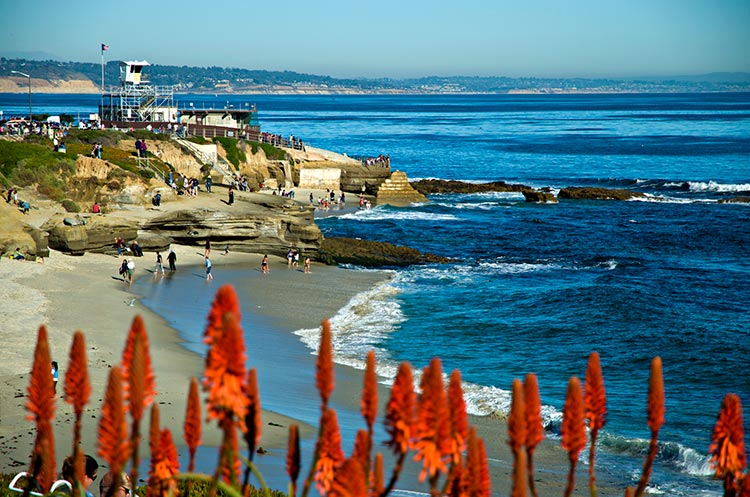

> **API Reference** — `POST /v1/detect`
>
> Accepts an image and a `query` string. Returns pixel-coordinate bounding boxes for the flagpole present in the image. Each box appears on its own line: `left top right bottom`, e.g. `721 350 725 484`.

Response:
100 45 105 123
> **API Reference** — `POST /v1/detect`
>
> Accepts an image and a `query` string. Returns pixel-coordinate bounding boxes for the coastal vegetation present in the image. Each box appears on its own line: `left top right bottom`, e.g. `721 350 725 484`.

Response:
12 284 747 497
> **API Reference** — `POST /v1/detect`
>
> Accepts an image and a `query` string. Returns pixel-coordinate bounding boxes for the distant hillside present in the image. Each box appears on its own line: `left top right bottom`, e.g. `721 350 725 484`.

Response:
2 58 749 94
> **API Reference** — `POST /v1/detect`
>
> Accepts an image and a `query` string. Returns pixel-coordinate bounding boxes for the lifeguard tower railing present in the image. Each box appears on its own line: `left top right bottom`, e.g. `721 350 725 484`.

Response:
100 83 177 122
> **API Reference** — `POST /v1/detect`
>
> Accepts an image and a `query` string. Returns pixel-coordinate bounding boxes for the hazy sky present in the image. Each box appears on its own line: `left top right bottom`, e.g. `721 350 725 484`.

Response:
2 0 748 78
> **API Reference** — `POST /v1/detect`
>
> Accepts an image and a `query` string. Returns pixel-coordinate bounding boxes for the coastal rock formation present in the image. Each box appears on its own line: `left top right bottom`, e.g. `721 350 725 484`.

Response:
42 215 139 255
523 190 558 203
141 193 322 257
718 196 750 204
376 171 428 205
411 179 534 195
0 203 49 259
319 237 452 267
558 187 645 201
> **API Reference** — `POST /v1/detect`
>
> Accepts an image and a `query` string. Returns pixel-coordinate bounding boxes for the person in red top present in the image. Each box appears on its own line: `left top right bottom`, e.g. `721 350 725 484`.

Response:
92 202 101 214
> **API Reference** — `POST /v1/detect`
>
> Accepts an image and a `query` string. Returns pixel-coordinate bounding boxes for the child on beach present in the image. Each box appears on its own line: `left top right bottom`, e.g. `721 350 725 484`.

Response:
154 252 165 275
205 257 213 280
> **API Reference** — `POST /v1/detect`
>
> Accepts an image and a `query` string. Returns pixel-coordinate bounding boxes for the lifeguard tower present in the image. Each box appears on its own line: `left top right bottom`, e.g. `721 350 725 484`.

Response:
100 60 177 124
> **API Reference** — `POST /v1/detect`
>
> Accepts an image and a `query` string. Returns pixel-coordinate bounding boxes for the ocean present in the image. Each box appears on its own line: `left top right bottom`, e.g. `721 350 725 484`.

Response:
3 92 749 496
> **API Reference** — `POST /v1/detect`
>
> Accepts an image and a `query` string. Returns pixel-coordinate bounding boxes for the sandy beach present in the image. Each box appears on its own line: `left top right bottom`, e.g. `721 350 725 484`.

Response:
0 186 622 496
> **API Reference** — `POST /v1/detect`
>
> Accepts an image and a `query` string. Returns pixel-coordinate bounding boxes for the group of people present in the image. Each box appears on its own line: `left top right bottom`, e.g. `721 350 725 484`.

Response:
361 154 390 167
134 139 148 158
40 453 133 497
90 143 103 159
5 186 31 213
258 131 306 151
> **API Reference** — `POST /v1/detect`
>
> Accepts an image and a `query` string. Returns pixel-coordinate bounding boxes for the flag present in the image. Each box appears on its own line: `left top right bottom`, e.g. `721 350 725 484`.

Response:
101 44 109 52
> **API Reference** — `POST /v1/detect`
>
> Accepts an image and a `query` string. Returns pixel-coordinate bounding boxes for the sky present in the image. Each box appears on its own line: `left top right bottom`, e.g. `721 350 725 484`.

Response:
1 0 748 79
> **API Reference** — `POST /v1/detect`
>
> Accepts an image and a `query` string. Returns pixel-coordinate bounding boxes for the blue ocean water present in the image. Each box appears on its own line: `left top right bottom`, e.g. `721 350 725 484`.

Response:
3 92 749 496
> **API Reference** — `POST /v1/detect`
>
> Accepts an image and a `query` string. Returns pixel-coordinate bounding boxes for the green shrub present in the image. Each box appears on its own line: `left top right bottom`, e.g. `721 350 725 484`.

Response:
247 141 287 161
66 129 125 147
61 199 80 212
187 136 210 145
213 137 246 167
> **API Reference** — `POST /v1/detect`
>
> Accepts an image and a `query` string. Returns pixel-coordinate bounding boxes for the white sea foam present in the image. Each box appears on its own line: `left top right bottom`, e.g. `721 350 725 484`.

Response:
628 194 717 204
689 181 750 193
337 208 460 222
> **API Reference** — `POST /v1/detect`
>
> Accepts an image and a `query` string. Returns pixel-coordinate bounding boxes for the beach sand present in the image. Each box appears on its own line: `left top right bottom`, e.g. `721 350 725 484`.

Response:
0 188 624 496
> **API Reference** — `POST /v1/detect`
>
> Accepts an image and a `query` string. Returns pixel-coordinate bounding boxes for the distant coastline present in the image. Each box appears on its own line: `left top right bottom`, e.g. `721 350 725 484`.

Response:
2 58 749 94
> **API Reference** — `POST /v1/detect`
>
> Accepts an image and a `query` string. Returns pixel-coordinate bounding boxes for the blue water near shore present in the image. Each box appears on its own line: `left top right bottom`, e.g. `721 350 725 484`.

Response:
3 92 749 496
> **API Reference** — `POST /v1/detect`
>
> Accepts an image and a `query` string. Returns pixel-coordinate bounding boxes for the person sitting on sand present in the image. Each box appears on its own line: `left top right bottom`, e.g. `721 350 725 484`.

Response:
13 247 25 260
99 471 131 497
92 202 100 214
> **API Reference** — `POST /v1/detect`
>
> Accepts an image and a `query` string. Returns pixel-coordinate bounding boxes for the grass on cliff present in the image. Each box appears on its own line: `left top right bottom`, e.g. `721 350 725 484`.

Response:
213 137 247 167
248 141 287 161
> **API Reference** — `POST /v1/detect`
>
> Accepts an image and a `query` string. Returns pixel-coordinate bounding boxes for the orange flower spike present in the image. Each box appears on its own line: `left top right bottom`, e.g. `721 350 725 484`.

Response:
64 331 91 417
512 443 529 497
330 458 367 497
124 316 157 423
524 374 544 451
507 378 527 455
150 429 180 497
465 427 481 497
352 429 371 474
584 353 607 497
286 424 301 496
414 358 450 481
26 325 56 423
245 368 262 454
448 370 469 462
184 378 202 473
314 408 345 494
26 326 56 492
584 352 607 433
204 313 248 424
634 357 667 497
204 284 242 346
316 319 335 408
561 377 585 497
709 393 746 478
561 376 586 459
97 366 130 477
647 357 665 434
385 362 416 455
121 316 156 414
373 452 385 497
361 350 378 431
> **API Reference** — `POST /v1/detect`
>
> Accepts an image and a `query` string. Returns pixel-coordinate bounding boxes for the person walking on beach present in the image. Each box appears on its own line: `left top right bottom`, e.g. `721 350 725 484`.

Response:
293 250 300 268
204 240 211 258
287 248 294 267
51 361 58 392
304 256 311 274
126 259 135 285
261 254 269 274
167 249 177 271
205 257 213 280
154 252 165 275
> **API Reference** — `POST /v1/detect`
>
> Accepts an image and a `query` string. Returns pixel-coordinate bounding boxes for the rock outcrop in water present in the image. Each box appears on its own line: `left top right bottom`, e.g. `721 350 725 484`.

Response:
411 179 534 195
319 237 453 267
718 196 750 204
558 187 645 200
376 171 428 205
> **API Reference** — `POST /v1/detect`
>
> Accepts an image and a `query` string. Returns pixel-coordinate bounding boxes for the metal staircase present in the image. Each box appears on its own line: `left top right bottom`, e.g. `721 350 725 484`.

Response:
172 137 237 179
